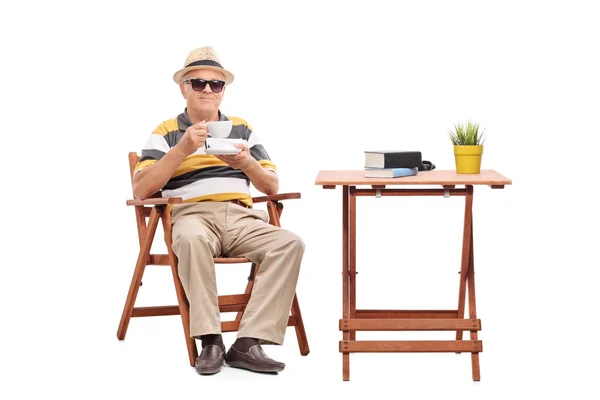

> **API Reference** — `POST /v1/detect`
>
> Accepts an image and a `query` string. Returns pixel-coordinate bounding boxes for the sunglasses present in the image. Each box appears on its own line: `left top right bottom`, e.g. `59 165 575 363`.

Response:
183 78 225 93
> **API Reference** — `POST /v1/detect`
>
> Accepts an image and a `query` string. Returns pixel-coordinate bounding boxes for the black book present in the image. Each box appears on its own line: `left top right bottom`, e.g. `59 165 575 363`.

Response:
364 151 422 169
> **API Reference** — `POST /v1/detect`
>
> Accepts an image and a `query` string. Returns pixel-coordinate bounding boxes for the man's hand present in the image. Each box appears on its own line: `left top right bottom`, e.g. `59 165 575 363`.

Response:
215 143 251 170
175 121 209 157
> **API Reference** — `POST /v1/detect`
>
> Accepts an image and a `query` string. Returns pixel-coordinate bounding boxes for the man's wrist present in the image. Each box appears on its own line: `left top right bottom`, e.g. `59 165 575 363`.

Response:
171 145 189 160
240 156 260 173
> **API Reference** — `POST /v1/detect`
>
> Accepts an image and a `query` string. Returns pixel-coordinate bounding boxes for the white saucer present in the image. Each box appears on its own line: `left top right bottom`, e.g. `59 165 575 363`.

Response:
205 148 242 155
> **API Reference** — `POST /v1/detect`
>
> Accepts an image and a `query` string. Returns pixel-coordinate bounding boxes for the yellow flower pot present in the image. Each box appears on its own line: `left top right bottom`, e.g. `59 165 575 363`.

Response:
454 145 483 174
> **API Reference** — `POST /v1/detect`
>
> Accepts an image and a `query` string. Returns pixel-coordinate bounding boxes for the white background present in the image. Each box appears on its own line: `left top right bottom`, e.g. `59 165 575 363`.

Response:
1 0 599 399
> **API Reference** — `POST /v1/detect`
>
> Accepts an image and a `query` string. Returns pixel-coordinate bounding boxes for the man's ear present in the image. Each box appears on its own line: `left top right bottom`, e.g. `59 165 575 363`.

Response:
179 82 186 97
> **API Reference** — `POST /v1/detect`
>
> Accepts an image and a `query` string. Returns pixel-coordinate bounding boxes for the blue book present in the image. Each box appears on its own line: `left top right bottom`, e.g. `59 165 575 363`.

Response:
364 167 418 178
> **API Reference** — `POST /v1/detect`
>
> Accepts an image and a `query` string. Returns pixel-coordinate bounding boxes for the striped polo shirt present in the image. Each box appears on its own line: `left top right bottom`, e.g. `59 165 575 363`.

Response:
134 110 276 207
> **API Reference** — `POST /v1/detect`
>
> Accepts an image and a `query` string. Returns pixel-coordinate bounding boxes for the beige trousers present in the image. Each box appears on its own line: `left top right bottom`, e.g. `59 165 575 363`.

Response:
171 202 305 345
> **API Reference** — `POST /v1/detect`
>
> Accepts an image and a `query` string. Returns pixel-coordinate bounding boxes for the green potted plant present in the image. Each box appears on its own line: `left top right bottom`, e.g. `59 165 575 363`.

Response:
449 121 486 174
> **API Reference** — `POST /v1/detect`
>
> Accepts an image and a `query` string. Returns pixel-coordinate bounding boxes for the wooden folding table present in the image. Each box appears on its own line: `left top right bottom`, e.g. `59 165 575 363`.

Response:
315 169 512 381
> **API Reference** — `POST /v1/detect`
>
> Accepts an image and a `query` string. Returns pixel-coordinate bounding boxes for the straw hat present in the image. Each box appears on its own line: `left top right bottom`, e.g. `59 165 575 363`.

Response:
172 46 235 85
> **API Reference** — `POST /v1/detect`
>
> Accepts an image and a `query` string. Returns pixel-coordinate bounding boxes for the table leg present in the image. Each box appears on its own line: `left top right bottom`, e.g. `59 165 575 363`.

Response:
342 185 350 381
467 218 481 381
454 185 481 381
349 187 357 341
456 186 472 341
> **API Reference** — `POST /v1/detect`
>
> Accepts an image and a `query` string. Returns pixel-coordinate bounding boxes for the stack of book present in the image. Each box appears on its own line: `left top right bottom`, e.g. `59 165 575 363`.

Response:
364 150 421 178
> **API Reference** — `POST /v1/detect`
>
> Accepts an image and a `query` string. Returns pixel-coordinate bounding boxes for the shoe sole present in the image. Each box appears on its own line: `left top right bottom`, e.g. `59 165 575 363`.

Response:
225 359 284 373
196 365 222 375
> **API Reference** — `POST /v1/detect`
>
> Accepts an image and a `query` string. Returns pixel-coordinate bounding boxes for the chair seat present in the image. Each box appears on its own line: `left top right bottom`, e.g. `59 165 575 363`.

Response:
214 257 251 264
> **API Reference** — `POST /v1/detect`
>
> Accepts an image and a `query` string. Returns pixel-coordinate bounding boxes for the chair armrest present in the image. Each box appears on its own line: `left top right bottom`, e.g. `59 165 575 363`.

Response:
252 192 301 203
126 197 183 206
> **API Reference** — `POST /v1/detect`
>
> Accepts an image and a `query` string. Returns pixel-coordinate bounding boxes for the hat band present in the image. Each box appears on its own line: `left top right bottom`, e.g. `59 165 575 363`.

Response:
185 59 223 69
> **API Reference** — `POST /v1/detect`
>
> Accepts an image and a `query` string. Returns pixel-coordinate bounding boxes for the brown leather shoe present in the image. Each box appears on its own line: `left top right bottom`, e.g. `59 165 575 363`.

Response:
225 344 285 373
195 345 225 375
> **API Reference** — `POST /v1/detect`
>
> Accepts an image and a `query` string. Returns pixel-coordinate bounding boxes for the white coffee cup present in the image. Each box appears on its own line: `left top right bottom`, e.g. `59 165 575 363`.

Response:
206 121 233 138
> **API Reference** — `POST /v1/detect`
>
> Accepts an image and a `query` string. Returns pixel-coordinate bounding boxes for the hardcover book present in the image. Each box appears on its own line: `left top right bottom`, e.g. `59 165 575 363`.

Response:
364 151 422 169
364 167 418 178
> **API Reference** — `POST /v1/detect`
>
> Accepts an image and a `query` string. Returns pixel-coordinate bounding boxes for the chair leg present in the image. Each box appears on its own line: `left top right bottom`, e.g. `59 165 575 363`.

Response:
169 261 198 367
235 263 259 321
117 208 161 340
162 207 198 367
291 293 310 355
258 203 310 354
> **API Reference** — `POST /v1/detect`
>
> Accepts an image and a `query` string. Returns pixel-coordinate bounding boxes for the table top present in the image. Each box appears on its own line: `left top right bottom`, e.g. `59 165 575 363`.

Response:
315 169 512 187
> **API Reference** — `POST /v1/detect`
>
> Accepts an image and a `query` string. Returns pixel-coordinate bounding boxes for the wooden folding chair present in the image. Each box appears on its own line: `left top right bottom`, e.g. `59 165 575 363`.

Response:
116 152 310 366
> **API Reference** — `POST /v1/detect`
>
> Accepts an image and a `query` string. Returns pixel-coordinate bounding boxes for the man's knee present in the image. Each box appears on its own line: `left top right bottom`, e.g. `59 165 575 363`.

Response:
281 230 305 254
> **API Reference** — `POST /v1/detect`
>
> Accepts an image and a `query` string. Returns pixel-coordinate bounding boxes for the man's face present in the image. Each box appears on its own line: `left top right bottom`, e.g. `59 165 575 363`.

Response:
180 68 226 115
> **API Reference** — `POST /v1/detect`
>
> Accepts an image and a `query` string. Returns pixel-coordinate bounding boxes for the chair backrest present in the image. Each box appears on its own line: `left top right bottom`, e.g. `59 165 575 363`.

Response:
128 152 140 183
